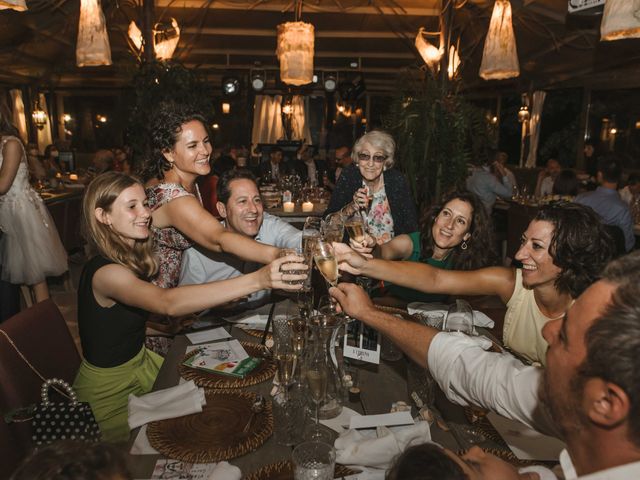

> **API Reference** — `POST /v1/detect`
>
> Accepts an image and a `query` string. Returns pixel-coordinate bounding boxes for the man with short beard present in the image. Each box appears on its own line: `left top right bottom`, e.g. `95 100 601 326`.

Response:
331 251 640 479
179 168 302 309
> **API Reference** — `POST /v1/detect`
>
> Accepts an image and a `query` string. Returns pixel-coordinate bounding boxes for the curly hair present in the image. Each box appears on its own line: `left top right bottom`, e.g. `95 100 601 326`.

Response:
419 190 497 270
534 201 613 298
140 101 208 181
11 440 130 480
386 443 466 480
82 172 157 280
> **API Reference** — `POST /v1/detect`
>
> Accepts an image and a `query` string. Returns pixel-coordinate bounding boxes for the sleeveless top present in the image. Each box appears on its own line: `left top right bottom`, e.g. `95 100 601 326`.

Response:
503 269 561 366
146 182 200 288
78 256 147 368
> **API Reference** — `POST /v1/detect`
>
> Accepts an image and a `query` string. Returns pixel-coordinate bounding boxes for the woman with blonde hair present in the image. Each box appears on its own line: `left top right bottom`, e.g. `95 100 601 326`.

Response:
325 130 417 244
73 172 306 441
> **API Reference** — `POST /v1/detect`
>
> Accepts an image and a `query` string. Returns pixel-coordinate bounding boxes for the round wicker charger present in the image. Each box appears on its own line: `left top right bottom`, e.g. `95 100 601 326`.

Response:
147 390 273 463
179 342 276 389
244 461 360 480
242 329 272 341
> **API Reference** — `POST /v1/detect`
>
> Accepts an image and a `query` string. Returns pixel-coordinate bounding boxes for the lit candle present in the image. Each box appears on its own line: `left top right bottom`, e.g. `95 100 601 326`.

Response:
302 201 314 212
69 173 78 181
283 201 295 213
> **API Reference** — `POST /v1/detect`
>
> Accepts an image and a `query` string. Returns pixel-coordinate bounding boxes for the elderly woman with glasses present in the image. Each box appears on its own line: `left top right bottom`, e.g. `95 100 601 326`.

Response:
325 130 418 244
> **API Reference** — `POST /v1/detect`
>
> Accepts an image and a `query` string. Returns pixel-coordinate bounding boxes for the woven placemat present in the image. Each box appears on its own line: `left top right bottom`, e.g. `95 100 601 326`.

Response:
147 390 272 463
241 328 272 341
243 461 360 480
178 342 276 389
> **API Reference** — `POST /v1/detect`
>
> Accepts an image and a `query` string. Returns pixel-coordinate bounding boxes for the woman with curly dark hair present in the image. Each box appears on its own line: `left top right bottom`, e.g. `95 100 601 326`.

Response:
351 191 496 303
141 102 283 289
335 202 614 365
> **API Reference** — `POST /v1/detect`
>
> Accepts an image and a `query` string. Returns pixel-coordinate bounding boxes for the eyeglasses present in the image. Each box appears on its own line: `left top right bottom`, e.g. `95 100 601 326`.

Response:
357 152 387 164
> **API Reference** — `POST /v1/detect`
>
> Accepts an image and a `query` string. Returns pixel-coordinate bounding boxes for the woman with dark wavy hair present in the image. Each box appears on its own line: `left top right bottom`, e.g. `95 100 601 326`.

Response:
351 191 496 303
335 202 613 365
141 102 283 289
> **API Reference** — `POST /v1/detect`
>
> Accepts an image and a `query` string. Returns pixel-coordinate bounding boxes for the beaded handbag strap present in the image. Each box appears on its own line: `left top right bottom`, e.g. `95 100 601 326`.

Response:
0 328 71 400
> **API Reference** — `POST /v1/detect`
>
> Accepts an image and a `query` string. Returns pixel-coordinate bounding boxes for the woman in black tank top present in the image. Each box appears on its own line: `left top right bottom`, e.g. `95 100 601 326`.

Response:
73 172 307 442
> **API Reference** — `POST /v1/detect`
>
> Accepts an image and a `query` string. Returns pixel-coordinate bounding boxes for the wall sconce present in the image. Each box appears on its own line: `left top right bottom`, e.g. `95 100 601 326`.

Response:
96 115 107 123
212 123 220 130
221 102 231 114
63 114 72 123
32 105 47 130
518 105 530 123
222 77 240 96
447 45 461 80
282 102 293 115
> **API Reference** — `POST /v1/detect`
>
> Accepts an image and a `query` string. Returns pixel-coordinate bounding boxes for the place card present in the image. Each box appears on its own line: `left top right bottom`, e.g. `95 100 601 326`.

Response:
349 411 414 430
343 320 381 364
185 327 231 344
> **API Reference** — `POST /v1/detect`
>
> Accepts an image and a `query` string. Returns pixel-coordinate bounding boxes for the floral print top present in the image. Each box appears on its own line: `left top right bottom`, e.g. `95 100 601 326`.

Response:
146 183 200 288
366 182 394 245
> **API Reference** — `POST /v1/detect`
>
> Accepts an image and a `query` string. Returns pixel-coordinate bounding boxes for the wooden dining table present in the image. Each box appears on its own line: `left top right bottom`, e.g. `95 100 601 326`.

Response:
126 305 546 478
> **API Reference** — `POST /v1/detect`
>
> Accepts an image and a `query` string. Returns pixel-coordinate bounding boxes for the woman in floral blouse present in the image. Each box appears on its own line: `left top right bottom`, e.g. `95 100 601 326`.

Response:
141 102 284 289
325 130 417 244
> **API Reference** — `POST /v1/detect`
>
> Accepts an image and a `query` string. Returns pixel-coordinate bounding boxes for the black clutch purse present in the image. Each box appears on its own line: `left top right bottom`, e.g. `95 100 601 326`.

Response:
31 378 102 446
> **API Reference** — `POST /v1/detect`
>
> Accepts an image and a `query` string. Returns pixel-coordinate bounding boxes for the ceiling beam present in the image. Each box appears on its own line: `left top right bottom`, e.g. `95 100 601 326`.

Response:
180 27 415 38
185 63 408 74
155 0 439 16
186 48 415 59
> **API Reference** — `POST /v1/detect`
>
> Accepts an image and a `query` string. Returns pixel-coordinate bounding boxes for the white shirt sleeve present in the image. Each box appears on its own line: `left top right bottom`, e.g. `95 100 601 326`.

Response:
428 332 558 436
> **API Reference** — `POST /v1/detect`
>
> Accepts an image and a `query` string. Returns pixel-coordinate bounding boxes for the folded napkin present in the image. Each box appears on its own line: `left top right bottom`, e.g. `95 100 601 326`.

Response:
207 461 241 480
334 421 431 468
128 380 207 430
407 303 495 329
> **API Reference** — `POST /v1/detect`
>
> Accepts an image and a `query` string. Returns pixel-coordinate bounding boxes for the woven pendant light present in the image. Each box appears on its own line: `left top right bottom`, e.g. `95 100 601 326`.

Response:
0 0 27 11
276 21 315 86
601 0 640 41
154 18 181 61
479 0 519 80
76 0 112 67
448 45 461 80
415 27 443 72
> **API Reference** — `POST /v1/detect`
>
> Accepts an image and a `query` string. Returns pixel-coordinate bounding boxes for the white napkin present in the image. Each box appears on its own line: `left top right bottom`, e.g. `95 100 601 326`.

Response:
207 461 242 480
128 380 207 430
334 421 431 468
407 304 495 328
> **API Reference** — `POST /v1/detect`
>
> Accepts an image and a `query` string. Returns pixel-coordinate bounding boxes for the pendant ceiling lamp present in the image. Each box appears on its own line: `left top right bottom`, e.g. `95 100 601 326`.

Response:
415 27 443 72
0 0 27 11
128 21 143 51
76 0 112 67
600 0 640 41
154 18 181 61
276 1 314 86
479 0 519 80
277 21 315 86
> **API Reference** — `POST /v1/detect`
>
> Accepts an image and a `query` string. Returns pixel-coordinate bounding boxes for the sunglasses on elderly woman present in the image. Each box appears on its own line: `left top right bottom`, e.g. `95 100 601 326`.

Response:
357 152 387 163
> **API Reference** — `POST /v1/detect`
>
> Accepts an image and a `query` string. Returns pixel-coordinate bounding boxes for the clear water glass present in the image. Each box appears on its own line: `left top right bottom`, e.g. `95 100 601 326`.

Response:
292 441 336 480
443 299 474 334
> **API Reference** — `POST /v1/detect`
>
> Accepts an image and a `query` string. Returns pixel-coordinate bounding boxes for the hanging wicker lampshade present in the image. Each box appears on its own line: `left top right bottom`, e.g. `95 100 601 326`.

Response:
154 18 181 61
276 21 315 86
415 28 443 72
128 21 143 51
479 0 519 80
601 0 640 41
76 0 112 67
0 0 27 11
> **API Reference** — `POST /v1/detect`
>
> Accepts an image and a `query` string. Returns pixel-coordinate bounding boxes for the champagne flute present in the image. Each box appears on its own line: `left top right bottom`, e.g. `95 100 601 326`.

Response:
313 240 338 288
290 316 308 358
306 353 329 440
344 211 367 244
275 343 297 400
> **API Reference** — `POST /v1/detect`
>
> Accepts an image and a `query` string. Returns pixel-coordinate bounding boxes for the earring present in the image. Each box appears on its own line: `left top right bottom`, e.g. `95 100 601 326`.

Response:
169 161 174 169
461 240 468 250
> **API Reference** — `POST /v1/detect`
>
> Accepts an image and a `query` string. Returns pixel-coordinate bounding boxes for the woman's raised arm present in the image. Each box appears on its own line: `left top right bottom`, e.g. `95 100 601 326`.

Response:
154 195 280 264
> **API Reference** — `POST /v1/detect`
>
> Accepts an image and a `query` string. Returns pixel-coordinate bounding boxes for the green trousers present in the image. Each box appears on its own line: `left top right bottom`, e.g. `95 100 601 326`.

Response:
73 346 163 442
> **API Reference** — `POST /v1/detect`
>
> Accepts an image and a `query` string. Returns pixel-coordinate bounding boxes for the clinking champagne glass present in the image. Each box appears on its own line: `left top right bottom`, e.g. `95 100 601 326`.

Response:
313 240 339 313
443 299 475 335
344 211 367 244
275 342 297 400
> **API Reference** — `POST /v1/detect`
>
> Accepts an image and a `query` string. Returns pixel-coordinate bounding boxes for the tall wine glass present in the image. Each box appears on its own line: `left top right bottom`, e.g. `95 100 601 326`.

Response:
313 240 339 313
306 344 329 441
344 211 367 245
